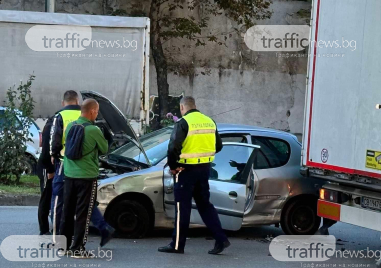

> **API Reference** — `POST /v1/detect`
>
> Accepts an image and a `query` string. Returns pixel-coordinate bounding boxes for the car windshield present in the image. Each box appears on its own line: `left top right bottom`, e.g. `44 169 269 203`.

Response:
110 127 173 165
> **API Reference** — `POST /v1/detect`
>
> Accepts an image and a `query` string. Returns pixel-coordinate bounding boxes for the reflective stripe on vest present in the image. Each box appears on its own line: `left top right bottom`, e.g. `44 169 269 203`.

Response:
59 110 81 156
178 112 216 165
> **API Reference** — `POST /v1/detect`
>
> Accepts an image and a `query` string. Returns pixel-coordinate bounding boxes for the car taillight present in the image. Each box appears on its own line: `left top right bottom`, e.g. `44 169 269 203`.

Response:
39 132 42 147
320 189 339 203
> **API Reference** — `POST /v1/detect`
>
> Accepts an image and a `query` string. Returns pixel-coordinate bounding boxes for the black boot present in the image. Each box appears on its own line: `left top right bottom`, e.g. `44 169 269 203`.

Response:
208 240 231 255
158 244 184 254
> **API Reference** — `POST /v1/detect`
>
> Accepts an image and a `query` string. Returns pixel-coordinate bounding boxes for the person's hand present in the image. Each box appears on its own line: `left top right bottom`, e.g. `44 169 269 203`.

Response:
48 173 55 180
51 156 55 165
229 160 238 167
170 167 185 175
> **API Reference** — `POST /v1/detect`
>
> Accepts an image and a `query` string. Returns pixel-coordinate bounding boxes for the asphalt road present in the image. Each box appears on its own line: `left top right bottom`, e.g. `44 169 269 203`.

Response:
0 206 380 268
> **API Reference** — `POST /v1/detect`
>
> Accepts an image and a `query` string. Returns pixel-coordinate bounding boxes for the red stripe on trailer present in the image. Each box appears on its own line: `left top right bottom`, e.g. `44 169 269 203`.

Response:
306 0 321 163
307 161 381 179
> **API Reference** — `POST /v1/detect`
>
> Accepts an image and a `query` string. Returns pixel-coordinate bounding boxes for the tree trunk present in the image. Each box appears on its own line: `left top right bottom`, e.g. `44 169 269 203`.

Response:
150 0 169 127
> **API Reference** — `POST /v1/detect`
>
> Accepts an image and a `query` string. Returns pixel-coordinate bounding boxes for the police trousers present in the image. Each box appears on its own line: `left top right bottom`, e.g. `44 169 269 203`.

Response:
38 169 53 235
51 160 64 236
170 164 228 250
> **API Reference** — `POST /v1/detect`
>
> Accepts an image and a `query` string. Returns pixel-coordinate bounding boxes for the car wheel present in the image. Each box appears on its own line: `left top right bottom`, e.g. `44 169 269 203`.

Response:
281 197 321 235
21 155 36 175
108 200 151 238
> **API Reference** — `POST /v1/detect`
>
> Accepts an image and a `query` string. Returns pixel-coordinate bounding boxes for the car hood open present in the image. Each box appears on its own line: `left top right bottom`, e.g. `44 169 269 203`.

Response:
80 91 150 165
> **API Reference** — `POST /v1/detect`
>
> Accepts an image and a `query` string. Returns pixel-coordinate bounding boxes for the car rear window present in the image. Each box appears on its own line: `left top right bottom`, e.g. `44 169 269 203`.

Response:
0 110 4 131
251 136 290 169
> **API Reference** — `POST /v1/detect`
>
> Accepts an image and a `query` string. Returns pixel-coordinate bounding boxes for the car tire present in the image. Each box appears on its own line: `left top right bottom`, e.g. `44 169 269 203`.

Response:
108 200 151 238
21 155 37 175
281 197 321 235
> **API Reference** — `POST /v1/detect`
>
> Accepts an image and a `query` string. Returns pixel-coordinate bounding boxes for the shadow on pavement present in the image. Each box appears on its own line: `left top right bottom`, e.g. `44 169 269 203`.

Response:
107 225 285 241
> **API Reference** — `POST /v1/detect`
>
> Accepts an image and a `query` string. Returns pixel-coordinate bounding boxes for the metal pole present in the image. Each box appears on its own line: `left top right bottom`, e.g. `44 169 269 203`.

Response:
45 0 55 12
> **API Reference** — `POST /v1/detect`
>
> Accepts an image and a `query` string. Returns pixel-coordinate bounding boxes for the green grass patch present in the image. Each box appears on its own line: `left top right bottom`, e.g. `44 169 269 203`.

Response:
0 175 40 195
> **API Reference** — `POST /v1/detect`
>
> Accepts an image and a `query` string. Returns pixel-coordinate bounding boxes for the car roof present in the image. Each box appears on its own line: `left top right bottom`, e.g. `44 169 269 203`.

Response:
0 106 23 115
167 122 296 139
216 123 292 136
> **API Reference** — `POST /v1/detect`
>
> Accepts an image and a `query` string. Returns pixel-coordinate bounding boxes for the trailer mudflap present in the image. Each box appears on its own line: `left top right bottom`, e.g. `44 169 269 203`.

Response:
317 200 341 221
318 200 381 232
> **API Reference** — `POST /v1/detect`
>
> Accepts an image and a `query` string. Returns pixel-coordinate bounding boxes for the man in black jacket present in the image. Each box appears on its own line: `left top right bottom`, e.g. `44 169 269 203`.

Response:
37 116 56 235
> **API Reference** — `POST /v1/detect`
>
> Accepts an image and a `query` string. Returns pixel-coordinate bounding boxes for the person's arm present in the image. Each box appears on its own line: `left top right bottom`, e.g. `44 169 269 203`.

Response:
92 126 108 155
50 114 63 159
213 121 223 153
167 119 188 171
40 116 56 173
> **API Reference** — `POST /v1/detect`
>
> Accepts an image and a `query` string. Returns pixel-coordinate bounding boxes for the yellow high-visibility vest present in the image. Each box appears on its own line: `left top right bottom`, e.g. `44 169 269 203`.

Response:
178 111 216 164
59 109 81 156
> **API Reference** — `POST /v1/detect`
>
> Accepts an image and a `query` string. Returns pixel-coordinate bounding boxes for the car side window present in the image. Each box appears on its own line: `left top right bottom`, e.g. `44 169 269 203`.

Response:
0 110 4 131
210 145 254 184
251 136 290 169
220 134 248 144
0 111 22 131
255 150 271 169
14 117 22 130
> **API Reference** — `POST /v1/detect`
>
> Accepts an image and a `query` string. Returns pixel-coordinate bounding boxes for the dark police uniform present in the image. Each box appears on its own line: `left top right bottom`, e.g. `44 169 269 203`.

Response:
50 105 81 237
37 115 56 235
166 109 228 252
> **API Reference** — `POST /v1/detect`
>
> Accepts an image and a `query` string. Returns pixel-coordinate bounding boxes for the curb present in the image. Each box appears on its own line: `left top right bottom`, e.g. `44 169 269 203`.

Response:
0 194 40 206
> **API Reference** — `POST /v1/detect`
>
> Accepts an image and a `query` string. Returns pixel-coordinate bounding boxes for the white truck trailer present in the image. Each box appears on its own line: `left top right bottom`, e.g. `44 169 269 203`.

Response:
301 0 381 231
0 10 150 134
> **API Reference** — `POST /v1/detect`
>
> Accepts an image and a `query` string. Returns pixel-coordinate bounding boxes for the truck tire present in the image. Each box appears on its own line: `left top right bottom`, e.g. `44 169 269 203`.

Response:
108 200 151 238
281 197 321 235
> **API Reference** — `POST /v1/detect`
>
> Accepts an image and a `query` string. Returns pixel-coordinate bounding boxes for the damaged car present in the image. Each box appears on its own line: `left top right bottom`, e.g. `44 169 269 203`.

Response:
82 91 324 238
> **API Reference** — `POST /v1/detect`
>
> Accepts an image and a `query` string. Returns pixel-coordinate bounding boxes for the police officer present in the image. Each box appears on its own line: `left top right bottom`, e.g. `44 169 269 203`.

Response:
50 90 81 237
158 96 230 255
37 113 57 235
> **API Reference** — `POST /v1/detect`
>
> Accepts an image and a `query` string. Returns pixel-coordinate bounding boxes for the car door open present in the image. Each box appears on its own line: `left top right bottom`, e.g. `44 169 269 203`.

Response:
163 142 259 231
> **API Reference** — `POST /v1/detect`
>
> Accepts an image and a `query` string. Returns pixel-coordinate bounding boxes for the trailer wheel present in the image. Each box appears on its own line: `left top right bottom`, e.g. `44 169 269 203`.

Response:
281 197 321 235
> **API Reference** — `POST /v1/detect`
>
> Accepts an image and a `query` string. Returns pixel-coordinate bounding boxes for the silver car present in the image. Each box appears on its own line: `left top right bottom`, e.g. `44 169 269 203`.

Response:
82 92 324 238
0 106 41 174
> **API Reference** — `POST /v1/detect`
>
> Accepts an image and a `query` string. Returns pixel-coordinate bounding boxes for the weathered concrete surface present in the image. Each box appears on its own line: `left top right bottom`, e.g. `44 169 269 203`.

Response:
0 193 39 206
150 68 306 135
0 0 312 136
34 118 141 135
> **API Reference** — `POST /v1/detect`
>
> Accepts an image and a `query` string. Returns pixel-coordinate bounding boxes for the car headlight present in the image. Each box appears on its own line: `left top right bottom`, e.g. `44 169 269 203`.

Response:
163 177 174 194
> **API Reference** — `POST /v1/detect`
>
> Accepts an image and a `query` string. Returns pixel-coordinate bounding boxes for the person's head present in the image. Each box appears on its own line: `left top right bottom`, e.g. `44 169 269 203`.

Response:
180 96 196 116
81 99 99 122
62 90 79 107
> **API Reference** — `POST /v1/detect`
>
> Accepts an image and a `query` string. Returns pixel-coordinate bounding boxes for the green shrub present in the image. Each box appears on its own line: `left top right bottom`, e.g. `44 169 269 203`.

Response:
0 75 35 184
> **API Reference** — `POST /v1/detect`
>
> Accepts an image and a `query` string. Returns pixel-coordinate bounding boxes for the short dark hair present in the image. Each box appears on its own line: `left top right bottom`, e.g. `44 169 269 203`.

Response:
180 96 196 108
81 98 98 113
63 90 78 103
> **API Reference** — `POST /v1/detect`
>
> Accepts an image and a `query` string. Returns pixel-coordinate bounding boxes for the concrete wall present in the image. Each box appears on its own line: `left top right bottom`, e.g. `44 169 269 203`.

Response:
0 0 312 137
